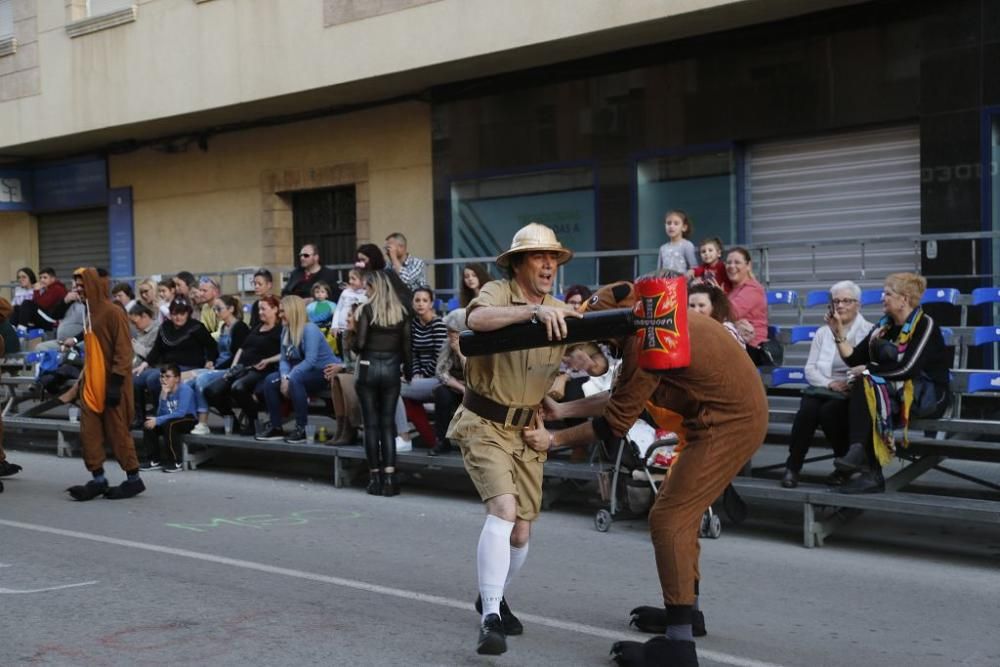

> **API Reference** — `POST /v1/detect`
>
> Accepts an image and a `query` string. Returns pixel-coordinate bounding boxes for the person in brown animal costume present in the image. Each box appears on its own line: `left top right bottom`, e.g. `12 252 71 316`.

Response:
66 268 146 501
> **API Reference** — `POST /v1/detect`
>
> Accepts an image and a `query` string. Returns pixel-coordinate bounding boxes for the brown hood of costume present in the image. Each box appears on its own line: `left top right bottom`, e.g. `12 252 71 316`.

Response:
581 281 636 313
0 296 11 322
75 267 112 315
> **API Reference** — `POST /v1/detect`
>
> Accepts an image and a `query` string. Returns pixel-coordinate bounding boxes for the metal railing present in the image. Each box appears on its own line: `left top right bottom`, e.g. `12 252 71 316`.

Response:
3 231 999 301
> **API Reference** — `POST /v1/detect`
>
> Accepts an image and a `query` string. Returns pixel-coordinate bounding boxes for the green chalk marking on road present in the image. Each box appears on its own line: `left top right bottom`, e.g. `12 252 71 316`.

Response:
166 509 363 533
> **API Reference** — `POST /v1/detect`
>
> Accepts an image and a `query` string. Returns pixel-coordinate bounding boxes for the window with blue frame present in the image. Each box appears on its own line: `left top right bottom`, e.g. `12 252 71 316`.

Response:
450 165 596 288
635 148 737 275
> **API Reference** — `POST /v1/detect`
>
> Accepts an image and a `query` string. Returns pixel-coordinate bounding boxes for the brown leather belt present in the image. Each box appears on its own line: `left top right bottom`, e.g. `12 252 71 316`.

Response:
463 389 536 429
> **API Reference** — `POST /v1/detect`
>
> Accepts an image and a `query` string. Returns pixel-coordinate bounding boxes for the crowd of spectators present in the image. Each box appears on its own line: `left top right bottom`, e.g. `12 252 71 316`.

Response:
3 219 952 498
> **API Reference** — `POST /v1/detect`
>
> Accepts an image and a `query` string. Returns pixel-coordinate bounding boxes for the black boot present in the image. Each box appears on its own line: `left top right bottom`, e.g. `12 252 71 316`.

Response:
781 468 799 488
836 468 885 494
824 469 853 486
104 477 146 500
67 479 109 501
833 443 869 473
611 637 699 666
0 461 22 477
366 470 382 495
475 595 523 636
382 471 400 497
628 607 706 637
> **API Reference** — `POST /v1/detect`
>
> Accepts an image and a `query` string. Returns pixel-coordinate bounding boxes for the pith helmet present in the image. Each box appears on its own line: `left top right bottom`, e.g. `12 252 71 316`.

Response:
496 222 574 269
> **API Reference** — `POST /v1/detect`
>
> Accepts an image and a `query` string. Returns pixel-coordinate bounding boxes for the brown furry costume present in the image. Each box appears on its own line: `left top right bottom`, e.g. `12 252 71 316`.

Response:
66 269 143 501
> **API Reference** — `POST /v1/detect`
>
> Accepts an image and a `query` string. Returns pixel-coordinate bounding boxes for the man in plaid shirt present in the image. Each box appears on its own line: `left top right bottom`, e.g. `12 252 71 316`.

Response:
384 233 428 291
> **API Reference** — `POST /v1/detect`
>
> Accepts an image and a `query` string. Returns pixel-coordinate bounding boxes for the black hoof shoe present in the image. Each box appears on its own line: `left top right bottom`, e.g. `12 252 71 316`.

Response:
610 641 645 666
67 480 109 501
628 606 667 634
104 478 146 500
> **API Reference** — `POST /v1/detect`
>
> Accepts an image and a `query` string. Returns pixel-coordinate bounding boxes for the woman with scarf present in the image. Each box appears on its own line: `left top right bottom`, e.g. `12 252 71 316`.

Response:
828 272 951 494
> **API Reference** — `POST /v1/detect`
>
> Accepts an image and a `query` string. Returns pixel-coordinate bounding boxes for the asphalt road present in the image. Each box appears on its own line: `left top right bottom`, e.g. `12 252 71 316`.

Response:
1 450 999 666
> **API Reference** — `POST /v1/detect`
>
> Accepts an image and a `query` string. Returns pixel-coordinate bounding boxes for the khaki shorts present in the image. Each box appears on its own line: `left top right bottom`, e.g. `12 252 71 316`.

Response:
447 406 546 521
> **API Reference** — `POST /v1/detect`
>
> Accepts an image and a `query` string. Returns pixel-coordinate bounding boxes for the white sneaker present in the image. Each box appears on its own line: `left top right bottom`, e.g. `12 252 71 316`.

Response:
191 423 211 435
395 436 412 452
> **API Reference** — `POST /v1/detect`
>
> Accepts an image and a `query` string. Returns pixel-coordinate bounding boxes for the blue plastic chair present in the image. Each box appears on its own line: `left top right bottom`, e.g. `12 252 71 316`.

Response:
767 325 779 340
860 289 883 306
939 326 954 347
432 299 444 313
970 287 1000 306
972 326 1000 347
921 287 960 306
769 367 807 386
446 296 460 311
766 290 799 306
805 291 830 308
966 372 1000 394
790 326 818 344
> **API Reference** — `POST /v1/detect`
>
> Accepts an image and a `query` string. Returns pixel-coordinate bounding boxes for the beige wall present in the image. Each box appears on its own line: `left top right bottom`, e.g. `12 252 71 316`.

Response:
110 100 432 280
1 0 862 153
0 211 38 284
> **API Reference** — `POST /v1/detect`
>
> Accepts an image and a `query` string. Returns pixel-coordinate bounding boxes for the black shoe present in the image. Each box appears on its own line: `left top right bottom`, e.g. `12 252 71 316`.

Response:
611 637 698 667
824 469 853 486
66 479 109 501
382 472 400 497
255 427 286 441
781 468 799 488
475 595 523 636
140 460 162 471
104 478 146 499
366 471 382 495
476 613 507 656
237 413 257 437
833 443 870 473
836 469 885 494
163 463 183 473
0 461 22 477
627 607 706 638
284 427 307 444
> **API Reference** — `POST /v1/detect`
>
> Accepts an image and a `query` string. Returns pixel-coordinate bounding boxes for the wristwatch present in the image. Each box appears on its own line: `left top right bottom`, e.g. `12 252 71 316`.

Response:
529 305 541 324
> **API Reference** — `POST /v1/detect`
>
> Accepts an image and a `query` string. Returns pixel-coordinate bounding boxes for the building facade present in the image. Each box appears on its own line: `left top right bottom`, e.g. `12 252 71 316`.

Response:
0 0 997 293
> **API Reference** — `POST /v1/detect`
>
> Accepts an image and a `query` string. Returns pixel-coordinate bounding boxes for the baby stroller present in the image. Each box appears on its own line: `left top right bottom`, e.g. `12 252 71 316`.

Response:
594 419 721 539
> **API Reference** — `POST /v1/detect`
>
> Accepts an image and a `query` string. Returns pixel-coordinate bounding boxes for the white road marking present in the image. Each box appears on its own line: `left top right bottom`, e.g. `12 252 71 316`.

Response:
0 518 787 667
0 580 98 594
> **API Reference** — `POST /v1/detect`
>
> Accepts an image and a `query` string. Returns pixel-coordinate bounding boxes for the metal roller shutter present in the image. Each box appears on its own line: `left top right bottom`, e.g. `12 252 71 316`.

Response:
746 125 920 293
38 209 110 280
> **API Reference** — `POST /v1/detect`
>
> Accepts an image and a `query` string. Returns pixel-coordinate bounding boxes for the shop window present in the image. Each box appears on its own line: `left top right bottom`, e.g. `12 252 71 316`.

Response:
88 0 133 16
0 0 12 39
635 149 737 275
292 186 357 267
450 166 596 289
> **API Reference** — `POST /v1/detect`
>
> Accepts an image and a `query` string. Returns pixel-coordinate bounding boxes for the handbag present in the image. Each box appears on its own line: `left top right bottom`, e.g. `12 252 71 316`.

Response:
223 363 250 383
803 385 848 401
756 339 784 367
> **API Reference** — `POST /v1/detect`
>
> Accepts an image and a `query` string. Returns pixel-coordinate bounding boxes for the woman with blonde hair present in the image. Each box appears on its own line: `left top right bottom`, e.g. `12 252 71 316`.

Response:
353 270 412 496
136 278 159 313
256 295 340 444
829 272 951 494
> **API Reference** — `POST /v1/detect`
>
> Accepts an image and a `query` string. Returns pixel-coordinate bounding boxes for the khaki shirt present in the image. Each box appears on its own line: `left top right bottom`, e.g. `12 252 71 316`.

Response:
466 279 566 408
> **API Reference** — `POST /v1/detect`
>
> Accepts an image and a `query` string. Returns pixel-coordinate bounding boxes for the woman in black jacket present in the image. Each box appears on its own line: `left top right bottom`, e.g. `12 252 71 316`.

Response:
132 298 218 423
828 272 951 494
204 295 282 436
353 270 412 497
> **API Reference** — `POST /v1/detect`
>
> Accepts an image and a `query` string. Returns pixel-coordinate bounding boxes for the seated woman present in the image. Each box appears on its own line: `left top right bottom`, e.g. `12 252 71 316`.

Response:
156 279 177 322
562 284 592 311
687 282 743 343
780 281 872 488
11 267 35 324
395 287 447 449
189 295 250 435
248 268 275 329
204 295 282 435
429 308 469 456
459 262 491 307
353 271 412 496
136 278 160 315
829 273 951 494
133 298 218 425
256 295 340 444
724 247 771 365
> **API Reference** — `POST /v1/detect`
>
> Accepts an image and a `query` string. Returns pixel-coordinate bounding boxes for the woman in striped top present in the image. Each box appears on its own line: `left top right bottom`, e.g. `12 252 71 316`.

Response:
396 287 448 448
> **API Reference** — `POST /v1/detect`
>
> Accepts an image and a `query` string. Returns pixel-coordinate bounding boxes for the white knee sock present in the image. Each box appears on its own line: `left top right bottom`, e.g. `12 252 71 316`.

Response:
504 541 529 591
477 515 514 620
